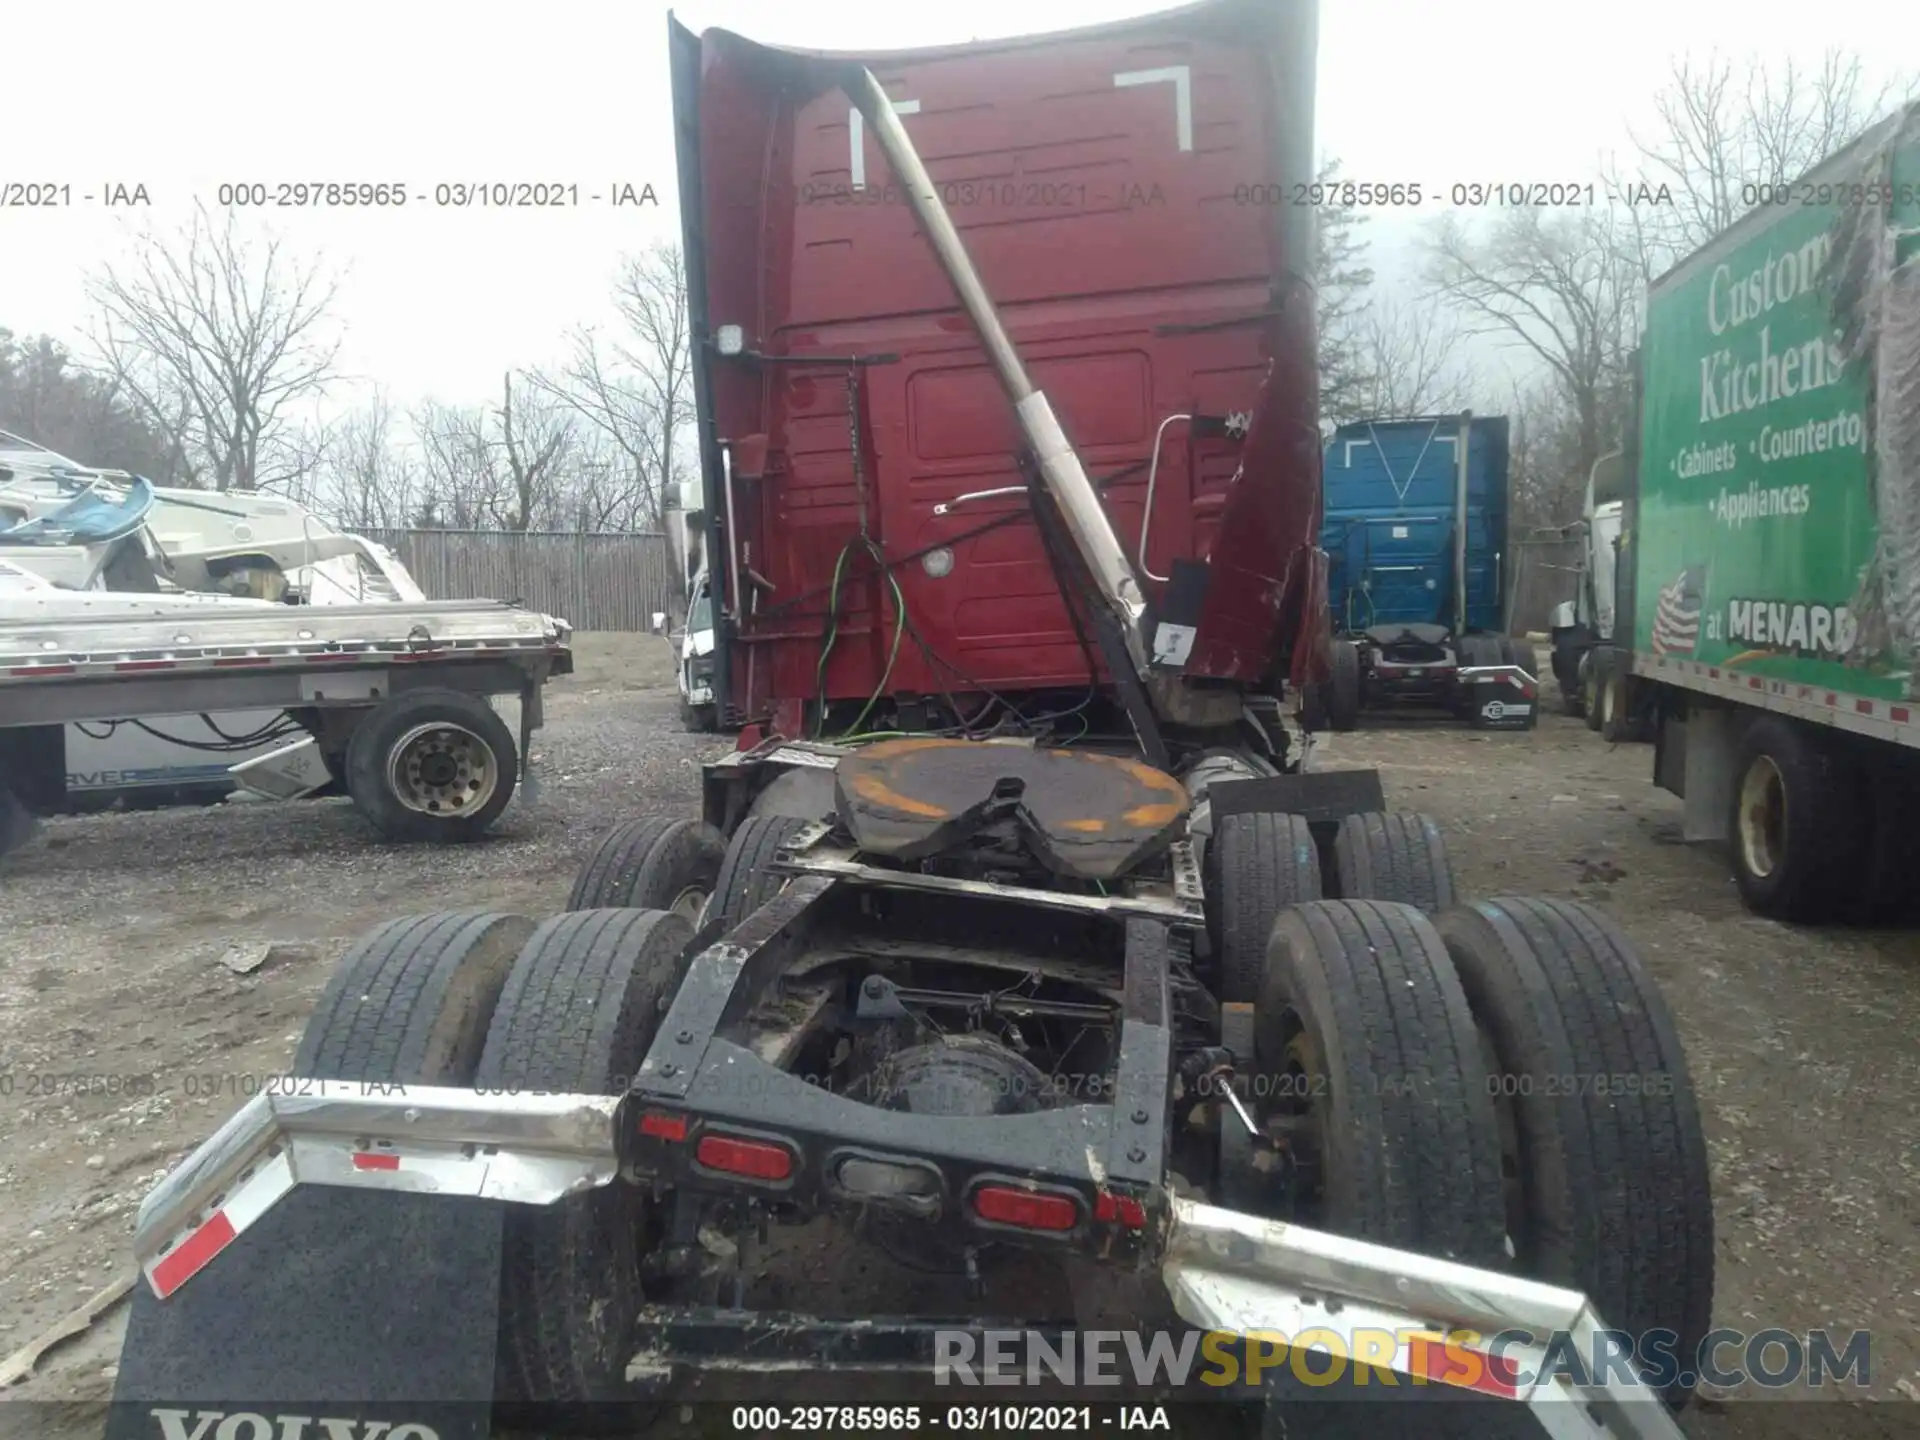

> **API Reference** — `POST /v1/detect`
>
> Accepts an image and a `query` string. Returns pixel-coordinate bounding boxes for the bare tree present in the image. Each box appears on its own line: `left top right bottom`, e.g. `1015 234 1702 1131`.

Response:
412 400 498 529
1427 207 1639 485
1312 159 1379 424
528 241 691 532
86 204 340 492
1628 53 1913 260
410 376 577 532
496 371 574 532
316 390 416 531
1351 296 1469 418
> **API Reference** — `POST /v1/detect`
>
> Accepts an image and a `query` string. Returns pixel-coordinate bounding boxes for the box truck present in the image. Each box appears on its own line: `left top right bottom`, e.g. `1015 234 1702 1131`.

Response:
1594 101 1920 920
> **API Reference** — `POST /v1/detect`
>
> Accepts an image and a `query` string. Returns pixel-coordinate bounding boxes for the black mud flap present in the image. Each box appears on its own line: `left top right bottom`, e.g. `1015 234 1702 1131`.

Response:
108 1189 502 1440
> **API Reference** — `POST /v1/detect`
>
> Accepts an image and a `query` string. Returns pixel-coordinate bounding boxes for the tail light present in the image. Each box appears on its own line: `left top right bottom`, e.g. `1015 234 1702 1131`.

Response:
972 1184 1079 1232
695 1133 794 1181
1094 1190 1147 1228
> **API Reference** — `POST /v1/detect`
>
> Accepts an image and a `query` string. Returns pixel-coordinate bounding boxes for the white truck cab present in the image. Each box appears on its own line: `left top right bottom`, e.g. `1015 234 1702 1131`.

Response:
678 569 718 732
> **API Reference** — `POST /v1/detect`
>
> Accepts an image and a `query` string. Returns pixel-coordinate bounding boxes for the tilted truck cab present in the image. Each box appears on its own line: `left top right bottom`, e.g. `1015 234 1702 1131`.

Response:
107 4 1708 1435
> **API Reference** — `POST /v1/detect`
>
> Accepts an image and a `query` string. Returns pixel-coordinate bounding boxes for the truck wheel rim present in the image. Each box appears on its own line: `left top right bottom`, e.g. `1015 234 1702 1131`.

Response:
1737 756 1786 879
387 722 499 817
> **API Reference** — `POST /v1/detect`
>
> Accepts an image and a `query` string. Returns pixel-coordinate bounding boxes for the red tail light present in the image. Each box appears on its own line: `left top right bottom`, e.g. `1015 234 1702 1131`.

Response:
972 1185 1079 1232
695 1133 794 1181
639 1110 688 1142
1094 1190 1147 1228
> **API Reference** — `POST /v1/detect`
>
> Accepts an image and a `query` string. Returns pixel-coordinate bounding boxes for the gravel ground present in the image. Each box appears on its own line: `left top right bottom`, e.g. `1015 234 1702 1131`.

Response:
0 635 1915 1437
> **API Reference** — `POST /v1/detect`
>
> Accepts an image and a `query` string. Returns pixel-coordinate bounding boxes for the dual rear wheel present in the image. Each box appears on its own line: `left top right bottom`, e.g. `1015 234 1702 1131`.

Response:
1209 810 1713 1414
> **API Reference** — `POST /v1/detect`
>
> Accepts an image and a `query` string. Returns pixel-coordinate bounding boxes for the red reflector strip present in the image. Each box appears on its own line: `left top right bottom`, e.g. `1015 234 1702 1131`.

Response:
1094 1191 1147 1228
973 1185 1078 1232
1407 1334 1522 1398
149 1211 236 1299
695 1134 793 1180
640 1111 688 1142
351 1152 400 1171
10 664 76 676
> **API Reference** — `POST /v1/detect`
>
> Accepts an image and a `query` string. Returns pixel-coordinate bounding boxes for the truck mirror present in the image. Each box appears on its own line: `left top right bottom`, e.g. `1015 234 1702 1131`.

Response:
651 611 668 634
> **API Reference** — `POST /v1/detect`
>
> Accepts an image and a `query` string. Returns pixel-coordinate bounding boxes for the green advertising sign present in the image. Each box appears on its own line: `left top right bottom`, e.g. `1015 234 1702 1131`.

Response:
1635 127 1918 699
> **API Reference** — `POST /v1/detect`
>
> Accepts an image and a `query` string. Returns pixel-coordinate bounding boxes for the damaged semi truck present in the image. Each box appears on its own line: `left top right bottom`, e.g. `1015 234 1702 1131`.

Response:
108 2 1710 1435
1589 100 1920 922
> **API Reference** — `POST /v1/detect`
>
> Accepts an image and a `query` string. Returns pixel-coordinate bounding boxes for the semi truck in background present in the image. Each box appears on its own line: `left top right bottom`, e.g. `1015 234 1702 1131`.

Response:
1312 412 1539 731
1544 447 1628 725
1591 99 1920 921
665 475 720 731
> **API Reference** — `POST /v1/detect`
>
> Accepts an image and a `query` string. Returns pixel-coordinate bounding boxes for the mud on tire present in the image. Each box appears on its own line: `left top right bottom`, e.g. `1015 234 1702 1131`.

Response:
478 907 694 1401
709 814 813 930
1434 898 1714 1407
568 815 725 920
1331 811 1456 912
1204 810 1322 1004
295 911 535 1083
1257 899 1508 1267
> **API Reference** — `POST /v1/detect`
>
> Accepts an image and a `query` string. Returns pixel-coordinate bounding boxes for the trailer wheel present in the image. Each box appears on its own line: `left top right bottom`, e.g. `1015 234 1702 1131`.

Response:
294 910 535 1082
710 813 814 930
1728 716 1865 921
1434 898 1713 1407
344 687 518 842
1256 900 1508 1266
477 907 694 1402
1327 639 1362 731
567 815 725 922
1330 812 1456 912
1582 653 1604 731
1203 810 1322 1003
1598 670 1635 742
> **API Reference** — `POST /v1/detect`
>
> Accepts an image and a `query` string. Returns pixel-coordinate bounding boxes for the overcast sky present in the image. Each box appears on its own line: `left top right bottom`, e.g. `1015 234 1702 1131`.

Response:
5 0 1914 417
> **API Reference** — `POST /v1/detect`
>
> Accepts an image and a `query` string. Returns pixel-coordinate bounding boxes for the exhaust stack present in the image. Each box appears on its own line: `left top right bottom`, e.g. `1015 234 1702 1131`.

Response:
845 68 1150 673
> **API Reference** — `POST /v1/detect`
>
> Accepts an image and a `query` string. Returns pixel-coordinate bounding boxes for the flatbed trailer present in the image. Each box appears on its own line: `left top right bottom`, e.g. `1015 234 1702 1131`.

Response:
0 592 572 846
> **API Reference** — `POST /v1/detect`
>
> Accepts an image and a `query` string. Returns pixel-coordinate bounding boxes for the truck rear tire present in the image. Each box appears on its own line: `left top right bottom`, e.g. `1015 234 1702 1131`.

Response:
345 687 518 843
710 813 814 930
1433 898 1713 1408
1728 716 1865 921
1582 654 1604 731
478 907 694 1402
1255 900 1508 1267
294 910 535 1083
680 699 717 733
1599 670 1635 743
1327 639 1362 731
1330 812 1456 912
1203 810 1322 1003
568 815 725 922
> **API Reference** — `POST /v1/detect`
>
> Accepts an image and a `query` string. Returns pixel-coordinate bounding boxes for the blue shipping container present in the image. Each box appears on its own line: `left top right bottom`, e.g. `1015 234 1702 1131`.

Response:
1320 415 1511 635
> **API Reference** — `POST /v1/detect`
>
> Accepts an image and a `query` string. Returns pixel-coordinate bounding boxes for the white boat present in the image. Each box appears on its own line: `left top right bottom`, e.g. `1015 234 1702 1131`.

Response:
0 432 429 810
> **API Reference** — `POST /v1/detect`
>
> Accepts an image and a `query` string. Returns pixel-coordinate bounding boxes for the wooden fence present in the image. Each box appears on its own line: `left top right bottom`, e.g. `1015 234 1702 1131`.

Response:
363 529 676 632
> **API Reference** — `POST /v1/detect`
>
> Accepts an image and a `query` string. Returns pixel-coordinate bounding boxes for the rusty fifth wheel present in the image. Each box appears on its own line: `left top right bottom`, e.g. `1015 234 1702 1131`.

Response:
834 737 1188 879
